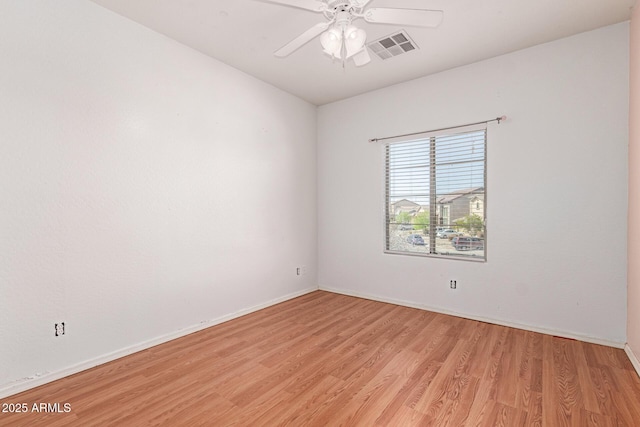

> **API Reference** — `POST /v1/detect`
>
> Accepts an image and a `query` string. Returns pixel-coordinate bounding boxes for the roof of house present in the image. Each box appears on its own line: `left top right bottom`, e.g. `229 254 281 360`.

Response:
392 199 421 208
437 187 484 204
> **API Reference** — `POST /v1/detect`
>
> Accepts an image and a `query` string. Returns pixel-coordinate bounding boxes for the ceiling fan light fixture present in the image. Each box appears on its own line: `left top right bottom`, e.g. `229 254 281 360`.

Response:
320 24 367 60
344 26 366 58
344 25 358 40
320 26 343 58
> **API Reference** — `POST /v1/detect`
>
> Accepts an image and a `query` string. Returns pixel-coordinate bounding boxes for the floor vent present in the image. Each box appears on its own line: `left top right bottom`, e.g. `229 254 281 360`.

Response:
367 30 418 60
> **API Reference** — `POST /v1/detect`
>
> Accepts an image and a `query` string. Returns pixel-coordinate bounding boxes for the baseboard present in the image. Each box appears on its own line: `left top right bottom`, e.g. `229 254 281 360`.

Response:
319 286 626 349
0 287 317 399
625 344 640 378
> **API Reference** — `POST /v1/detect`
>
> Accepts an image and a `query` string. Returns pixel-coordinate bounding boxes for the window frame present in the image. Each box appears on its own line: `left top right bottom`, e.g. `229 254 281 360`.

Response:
383 125 487 262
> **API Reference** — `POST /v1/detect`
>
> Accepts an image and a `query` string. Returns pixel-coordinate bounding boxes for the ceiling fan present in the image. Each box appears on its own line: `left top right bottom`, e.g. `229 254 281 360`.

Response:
258 0 444 66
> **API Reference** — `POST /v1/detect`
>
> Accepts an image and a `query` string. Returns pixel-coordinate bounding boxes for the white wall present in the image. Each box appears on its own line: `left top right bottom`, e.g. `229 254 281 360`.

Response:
628 4 640 372
318 23 629 344
0 0 317 395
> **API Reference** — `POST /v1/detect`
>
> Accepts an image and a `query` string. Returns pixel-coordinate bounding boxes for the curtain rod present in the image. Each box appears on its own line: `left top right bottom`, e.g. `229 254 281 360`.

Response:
368 115 507 143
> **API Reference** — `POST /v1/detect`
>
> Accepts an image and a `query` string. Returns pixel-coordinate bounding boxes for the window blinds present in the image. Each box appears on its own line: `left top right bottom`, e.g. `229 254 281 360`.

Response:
383 123 487 260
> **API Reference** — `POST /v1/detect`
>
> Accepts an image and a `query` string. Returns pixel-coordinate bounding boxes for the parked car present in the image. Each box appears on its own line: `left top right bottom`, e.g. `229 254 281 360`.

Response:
436 229 462 239
451 236 484 251
406 234 425 245
399 223 414 230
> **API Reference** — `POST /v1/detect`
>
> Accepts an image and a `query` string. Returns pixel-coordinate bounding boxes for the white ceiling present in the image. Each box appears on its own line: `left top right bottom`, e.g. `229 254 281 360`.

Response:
89 0 635 105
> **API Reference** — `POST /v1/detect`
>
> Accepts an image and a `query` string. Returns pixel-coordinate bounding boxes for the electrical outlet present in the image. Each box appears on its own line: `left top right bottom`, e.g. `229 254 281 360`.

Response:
450 280 457 289
55 322 65 336
296 266 307 276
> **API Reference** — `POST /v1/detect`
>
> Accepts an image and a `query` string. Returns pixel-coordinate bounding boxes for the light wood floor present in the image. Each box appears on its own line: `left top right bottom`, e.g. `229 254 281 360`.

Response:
2 291 640 426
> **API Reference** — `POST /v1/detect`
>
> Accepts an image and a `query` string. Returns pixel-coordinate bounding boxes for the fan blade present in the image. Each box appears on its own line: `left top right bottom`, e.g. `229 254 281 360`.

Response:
275 22 331 57
352 48 371 67
257 0 326 12
364 8 443 28
350 0 373 7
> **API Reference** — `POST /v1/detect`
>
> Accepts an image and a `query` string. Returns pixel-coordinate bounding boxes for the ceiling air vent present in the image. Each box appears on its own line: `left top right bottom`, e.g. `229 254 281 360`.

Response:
367 30 418 60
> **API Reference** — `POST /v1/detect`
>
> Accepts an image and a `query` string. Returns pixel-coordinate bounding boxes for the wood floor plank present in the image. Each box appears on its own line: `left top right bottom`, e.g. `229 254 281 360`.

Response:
462 386 495 426
542 334 557 426
552 338 584 425
255 376 342 426
486 401 527 427
2 291 639 426
374 354 442 424
495 329 519 407
430 374 479 427
388 404 432 425
571 339 603 414
526 391 543 427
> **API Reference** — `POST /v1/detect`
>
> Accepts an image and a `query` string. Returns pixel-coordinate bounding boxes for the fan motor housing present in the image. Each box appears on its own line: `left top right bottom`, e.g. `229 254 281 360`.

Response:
328 2 355 13
327 1 349 7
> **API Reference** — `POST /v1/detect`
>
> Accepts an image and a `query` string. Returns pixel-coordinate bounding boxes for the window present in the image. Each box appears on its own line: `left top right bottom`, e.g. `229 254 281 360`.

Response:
384 125 486 260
